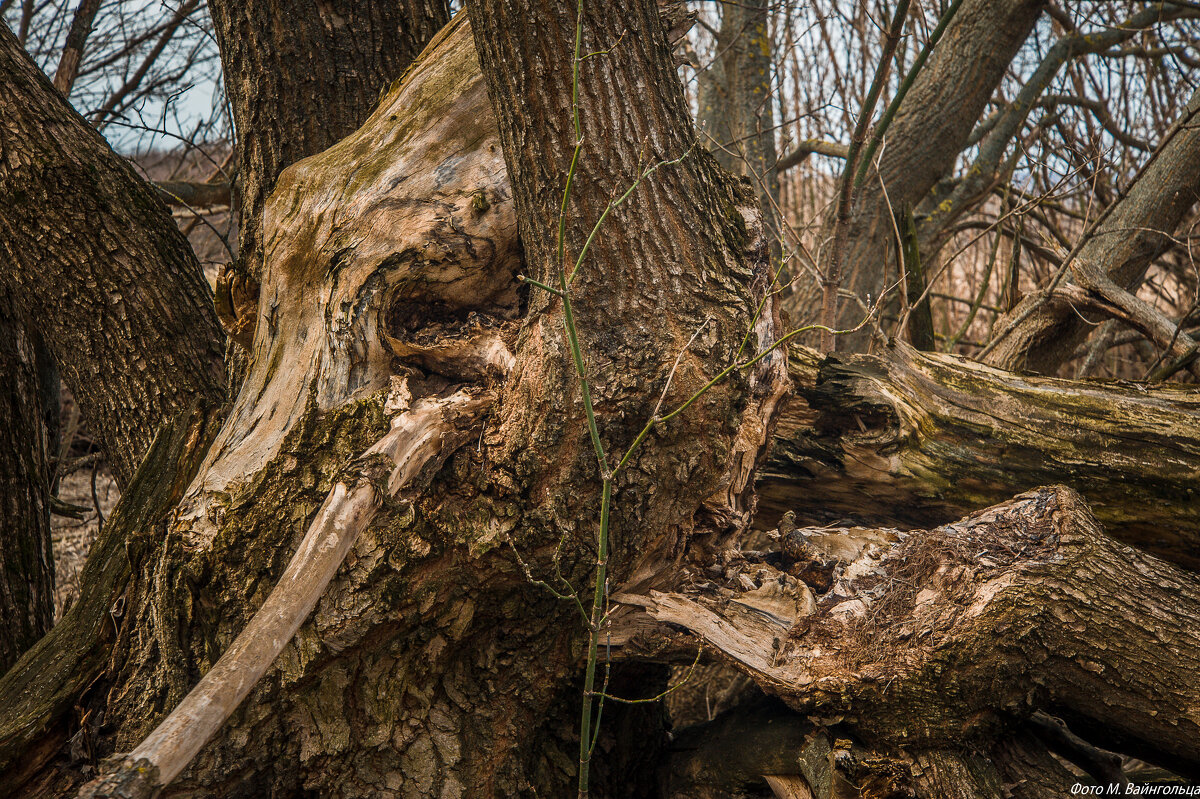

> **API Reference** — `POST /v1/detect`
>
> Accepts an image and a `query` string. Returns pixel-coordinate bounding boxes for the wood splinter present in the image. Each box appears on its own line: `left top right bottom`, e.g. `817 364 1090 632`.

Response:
76 389 493 799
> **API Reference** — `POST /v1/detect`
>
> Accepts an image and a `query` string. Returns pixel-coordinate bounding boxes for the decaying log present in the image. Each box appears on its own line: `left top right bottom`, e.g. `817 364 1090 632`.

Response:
763 343 1200 570
661 696 1084 798
10 2 1200 794
78 387 493 798
636 485 1200 785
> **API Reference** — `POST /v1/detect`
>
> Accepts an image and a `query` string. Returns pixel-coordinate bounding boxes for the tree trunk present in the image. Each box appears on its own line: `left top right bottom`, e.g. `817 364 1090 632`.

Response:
698 1 781 259
0 401 220 794
2 12 785 796
792 0 1046 340
639 485 1200 793
0 290 53 674
0 20 225 484
763 343 1200 570
207 0 450 285
6 7 1200 798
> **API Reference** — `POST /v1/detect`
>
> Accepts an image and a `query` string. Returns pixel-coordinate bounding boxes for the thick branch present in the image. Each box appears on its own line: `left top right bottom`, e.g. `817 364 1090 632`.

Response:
0 21 225 484
153 180 231 209
50 0 100 94
919 4 1196 254
762 344 1200 570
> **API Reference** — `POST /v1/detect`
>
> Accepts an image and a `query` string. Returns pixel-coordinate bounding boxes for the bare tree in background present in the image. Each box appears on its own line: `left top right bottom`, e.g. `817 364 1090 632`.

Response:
0 2 1199 797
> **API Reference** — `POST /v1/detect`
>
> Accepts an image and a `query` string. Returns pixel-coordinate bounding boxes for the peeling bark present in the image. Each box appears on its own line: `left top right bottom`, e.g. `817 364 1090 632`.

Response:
7 2 1197 796
637 486 1200 785
79 389 494 798
4 10 784 796
763 344 1200 570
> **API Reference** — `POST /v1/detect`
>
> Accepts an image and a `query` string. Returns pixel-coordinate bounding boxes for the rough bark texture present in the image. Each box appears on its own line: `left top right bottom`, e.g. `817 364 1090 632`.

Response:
639 485 1200 791
467 0 785 570
2 12 782 797
207 0 451 284
0 290 54 674
763 343 1200 570
792 0 1045 339
8 3 1198 796
466 0 784 788
0 403 221 793
984 87 1200 374
0 21 226 484
77 389 495 799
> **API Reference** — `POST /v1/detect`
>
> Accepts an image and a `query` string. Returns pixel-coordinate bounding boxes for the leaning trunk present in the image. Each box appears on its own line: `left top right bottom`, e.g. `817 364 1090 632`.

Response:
792 0 1045 341
0 22 225 484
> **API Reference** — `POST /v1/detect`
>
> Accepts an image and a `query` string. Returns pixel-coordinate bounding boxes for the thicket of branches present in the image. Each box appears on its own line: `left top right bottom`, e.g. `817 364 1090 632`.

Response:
9 0 1196 382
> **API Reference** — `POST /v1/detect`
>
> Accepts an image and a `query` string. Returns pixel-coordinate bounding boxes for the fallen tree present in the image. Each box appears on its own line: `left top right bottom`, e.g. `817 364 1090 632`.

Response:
763 343 1200 571
633 485 1200 795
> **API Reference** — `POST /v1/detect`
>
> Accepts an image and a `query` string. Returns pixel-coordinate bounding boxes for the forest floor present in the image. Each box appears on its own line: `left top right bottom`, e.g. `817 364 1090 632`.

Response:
51 467 117 621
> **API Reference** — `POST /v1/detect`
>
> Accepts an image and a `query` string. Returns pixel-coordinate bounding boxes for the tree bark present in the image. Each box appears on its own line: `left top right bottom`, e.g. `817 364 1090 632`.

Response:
639 485 1200 791
0 21 225 484
1 12 785 796
0 290 53 674
698 1 780 259
466 0 783 559
763 343 1200 571
0 403 220 794
207 0 451 285
983 86 1200 374
7 5 1200 796
792 0 1046 340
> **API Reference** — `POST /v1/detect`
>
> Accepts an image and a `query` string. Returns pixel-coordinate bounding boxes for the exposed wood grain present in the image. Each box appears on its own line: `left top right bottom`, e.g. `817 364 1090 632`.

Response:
763 343 1200 569
78 389 493 797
